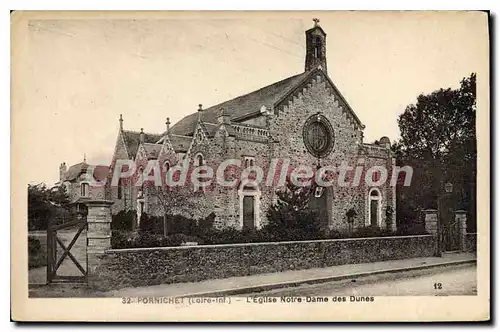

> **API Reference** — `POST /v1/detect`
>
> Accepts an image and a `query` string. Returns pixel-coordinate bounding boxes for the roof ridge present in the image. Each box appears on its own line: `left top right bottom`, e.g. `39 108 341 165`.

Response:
169 72 308 136
123 129 161 136
204 72 304 111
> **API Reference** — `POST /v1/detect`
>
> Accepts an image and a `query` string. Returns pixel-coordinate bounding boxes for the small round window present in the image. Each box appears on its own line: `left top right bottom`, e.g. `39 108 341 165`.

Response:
303 114 334 158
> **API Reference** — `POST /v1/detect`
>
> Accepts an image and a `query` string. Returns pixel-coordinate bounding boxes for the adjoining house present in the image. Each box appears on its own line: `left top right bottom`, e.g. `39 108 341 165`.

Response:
56 158 109 202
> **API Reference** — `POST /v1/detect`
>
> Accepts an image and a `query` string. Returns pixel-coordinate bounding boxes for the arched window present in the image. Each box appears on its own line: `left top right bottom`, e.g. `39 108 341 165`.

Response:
196 154 204 166
314 36 322 59
163 161 171 190
138 166 144 188
243 156 255 169
193 153 205 192
163 161 171 173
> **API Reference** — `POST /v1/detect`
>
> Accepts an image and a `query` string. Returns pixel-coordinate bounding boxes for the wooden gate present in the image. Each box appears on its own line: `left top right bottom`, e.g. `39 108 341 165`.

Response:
46 218 87 284
439 195 460 252
443 219 461 251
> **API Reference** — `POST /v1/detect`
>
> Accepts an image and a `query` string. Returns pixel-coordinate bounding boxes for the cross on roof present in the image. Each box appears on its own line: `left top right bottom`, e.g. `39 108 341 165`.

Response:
313 18 320 26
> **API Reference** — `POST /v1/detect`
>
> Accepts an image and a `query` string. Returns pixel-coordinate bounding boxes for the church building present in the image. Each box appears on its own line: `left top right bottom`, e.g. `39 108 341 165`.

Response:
104 20 397 233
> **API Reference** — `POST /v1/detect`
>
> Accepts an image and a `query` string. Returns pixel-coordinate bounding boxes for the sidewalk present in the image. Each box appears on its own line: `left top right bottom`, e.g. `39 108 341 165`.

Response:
105 252 475 297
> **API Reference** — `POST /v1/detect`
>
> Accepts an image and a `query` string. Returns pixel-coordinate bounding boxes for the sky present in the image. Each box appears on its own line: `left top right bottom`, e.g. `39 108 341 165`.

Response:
13 11 488 185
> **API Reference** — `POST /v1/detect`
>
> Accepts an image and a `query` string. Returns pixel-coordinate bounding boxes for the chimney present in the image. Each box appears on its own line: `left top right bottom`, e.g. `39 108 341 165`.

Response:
119 114 123 131
217 108 230 124
198 104 203 121
140 128 145 143
166 117 170 133
59 162 67 181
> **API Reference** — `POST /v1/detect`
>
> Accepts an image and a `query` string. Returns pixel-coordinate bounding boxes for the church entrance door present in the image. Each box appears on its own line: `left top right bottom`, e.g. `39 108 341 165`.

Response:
243 196 255 229
308 187 329 223
368 188 381 228
239 182 260 230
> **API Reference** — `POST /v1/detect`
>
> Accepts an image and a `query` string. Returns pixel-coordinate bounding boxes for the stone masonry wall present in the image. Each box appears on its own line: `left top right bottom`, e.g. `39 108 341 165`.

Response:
269 74 395 232
93 235 434 290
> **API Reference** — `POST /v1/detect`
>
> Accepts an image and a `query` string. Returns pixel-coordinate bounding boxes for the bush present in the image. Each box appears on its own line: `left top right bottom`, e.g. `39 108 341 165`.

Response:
112 207 429 249
114 232 201 249
138 213 164 235
112 210 136 231
166 214 197 235
28 236 47 269
265 182 325 240
112 212 216 248
395 222 427 236
111 230 136 249
197 212 216 232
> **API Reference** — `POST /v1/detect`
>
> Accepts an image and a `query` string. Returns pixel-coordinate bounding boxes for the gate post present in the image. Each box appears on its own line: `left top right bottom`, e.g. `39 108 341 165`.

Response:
85 199 114 286
423 209 439 256
423 209 438 236
455 210 467 251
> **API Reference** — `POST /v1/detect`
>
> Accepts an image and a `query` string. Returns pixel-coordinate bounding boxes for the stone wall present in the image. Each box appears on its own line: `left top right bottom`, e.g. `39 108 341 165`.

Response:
92 235 434 291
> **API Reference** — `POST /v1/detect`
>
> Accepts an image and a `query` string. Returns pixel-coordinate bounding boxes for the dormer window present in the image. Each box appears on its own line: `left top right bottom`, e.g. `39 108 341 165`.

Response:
80 182 89 197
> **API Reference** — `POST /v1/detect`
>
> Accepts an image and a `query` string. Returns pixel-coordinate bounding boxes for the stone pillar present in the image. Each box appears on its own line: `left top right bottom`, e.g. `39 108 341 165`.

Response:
86 199 114 286
455 210 467 251
423 209 438 236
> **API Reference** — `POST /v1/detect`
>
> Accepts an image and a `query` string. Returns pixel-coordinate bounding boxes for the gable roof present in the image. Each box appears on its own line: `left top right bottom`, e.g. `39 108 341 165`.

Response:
142 143 162 159
64 163 109 182
169 134 192 153
275 68 364 129
122 130 162 158
64 162 87 181
169 72 308 136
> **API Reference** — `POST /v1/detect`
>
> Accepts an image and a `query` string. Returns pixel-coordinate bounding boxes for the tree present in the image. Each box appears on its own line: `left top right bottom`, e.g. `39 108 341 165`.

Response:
395 73 476 230
28 183 71 230
147 185 198 237
265 181 322 240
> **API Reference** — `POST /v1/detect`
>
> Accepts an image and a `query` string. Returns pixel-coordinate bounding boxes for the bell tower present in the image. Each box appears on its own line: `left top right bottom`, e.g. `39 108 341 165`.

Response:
305 18 327 73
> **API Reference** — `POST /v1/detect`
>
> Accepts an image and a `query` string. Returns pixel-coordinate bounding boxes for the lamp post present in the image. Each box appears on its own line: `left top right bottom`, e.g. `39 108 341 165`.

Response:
445 182 453 194
437 181 453 256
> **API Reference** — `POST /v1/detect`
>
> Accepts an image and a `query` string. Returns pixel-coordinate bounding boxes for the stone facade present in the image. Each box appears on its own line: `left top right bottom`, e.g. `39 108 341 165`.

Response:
102 23 397 232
